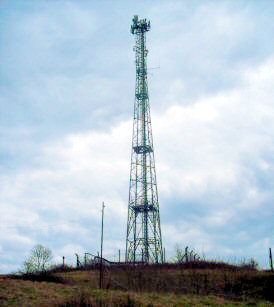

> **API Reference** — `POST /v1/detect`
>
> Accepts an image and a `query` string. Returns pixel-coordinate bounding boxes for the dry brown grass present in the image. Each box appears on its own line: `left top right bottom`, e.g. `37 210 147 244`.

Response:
0 276 75 306
99 262 274 302
0 262 273 306
0 277 268 306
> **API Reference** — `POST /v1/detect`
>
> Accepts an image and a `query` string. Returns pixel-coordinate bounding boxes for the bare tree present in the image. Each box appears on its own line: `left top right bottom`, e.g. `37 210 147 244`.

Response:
23 244 53 273
174 243 184 262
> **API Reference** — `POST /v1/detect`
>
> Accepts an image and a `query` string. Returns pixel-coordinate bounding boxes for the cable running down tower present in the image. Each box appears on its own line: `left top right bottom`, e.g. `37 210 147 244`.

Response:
126 16 163 263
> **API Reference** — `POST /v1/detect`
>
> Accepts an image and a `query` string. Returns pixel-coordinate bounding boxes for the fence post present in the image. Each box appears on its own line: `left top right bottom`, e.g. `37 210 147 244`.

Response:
270 248 273 272
185 246 189 263
75 253 80 268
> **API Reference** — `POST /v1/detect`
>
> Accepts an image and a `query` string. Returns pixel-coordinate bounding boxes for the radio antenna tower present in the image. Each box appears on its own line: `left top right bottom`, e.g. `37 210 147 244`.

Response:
125 16 163 263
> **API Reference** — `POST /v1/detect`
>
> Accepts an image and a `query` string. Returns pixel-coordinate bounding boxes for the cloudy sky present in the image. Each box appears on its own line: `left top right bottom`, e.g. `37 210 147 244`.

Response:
1 0 274 272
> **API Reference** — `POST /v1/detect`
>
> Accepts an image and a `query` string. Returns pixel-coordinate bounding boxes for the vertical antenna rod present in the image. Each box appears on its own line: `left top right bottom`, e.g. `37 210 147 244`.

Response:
126 16 163 263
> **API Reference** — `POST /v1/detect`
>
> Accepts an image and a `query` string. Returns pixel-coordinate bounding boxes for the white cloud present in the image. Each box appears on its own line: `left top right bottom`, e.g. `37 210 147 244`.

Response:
2 55 274 270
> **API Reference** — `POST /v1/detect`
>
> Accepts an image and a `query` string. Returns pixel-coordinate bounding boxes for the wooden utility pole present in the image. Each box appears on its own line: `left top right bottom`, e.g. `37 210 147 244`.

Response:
99 202 105 288
270 248 273 272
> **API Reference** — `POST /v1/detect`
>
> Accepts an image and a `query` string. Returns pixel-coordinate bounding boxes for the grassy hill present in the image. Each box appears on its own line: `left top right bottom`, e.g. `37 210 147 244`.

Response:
0 261 273 306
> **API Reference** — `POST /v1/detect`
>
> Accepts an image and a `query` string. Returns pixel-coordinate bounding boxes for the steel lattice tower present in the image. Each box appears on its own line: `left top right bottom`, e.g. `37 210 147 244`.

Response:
125 16 163 264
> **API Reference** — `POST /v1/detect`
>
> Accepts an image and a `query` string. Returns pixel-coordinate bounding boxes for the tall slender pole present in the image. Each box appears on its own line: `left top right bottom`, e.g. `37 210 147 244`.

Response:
99 202 105 288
